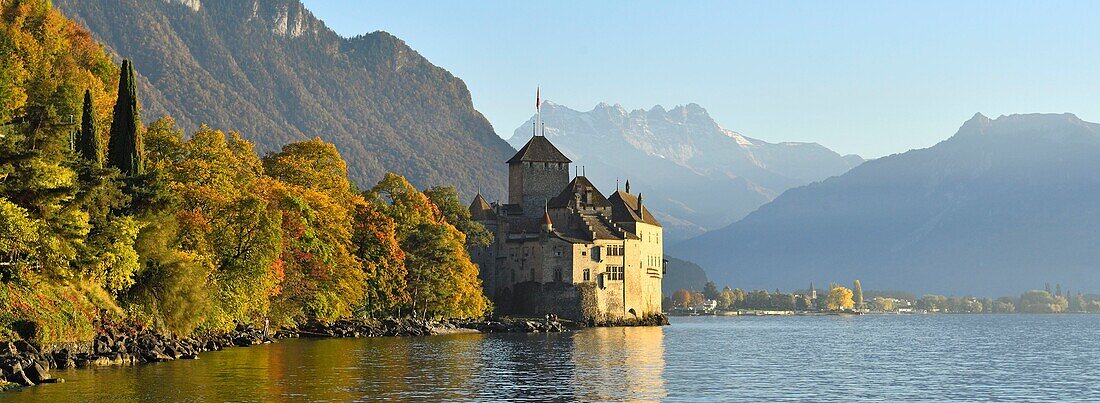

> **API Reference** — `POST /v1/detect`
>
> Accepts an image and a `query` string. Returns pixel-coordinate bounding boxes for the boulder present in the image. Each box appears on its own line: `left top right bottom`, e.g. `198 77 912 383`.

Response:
87 355 112 367
13 340 38 355
53 350 75 369
0 342 17 357
23 361 50 383
204 340 220 351
140 350 172 363
232 337 254 347
163 345 179 359
5 363 33 386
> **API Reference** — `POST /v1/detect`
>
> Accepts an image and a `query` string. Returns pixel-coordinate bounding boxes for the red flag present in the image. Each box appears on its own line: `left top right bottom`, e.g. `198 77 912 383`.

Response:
536 87 541 110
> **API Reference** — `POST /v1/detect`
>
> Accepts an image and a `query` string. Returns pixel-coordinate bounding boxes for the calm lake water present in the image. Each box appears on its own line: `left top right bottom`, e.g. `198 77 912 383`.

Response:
6 315 1100 401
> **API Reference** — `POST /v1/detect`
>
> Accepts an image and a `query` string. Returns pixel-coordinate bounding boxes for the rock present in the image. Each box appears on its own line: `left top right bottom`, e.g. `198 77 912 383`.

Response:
180 354 199 360
13 340 38 355
39 378 64 384
232 337 254 347
6 363 33 387
0 342 17 357
204 340 220 351
23 361 50 383
53 350 75 369
140 350 172 363
85 355 112 367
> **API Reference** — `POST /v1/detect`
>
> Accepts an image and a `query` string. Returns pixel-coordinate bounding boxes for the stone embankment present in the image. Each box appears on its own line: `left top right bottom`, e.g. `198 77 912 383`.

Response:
1 314 666 391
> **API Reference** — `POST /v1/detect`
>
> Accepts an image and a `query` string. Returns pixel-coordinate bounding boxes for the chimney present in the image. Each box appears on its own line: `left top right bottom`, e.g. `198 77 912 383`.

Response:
637 193 644 213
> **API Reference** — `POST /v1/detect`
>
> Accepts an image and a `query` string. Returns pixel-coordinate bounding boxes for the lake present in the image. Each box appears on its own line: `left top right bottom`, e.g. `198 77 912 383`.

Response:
5 315 1100 401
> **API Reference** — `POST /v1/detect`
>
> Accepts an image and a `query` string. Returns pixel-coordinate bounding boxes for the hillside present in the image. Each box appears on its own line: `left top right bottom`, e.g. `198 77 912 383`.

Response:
662 257 710 297
509 102 862 241
671 113 1100 296
54 0 515 196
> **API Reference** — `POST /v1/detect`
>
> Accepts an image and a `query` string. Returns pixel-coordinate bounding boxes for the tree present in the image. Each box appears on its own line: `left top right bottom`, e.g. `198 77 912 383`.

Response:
717 287 734 310
826 285 854 311
107 60 143 176
423 186 492 247
852 279 864 311
672 288 691 308
993 297 1016 313
1018 290 1064 313
369 173 487 318
352 199 408 316
77 89 101 166
703 281 720 300
1071 293 1086 313
871 297 895 312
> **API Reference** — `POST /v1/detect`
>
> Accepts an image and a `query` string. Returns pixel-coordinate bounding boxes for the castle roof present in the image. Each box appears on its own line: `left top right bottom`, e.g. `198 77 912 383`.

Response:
548 176 612 209
469 193 496 221
507 135 572 164
608 190 662 227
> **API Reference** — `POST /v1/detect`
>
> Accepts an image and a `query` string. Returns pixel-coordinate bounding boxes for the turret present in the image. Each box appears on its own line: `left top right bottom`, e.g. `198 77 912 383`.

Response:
507 136 571 216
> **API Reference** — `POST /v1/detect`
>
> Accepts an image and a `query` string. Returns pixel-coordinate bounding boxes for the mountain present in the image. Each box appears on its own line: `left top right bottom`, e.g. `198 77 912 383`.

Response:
508 102 862 241
671 113 1100 296
662 257 710 297
54 0 515 197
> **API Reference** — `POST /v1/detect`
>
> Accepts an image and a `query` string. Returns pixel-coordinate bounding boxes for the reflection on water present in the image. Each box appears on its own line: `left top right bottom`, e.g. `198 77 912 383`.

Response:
6 315 1100 401
572 327 665 401
4 327 666 402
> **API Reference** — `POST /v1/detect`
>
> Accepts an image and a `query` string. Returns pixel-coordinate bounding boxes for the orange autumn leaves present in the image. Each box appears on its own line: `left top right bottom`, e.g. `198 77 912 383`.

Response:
144 119 489 331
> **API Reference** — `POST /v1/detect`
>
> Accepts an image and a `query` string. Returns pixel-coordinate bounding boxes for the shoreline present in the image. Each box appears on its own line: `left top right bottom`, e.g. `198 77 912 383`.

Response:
1 314 668 392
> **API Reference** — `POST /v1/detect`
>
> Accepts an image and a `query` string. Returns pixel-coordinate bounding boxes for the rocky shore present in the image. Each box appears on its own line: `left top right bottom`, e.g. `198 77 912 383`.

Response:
2 314 669 391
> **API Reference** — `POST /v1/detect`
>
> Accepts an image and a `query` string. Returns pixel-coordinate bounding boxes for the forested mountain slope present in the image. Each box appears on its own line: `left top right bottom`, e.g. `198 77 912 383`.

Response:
55 0 515 196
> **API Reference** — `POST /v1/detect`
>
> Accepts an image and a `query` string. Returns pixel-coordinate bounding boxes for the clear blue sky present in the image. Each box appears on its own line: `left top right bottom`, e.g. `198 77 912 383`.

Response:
301 0 1100 158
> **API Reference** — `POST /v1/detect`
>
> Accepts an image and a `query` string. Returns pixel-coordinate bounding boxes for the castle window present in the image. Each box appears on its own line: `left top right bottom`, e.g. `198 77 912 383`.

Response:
606 245 624 256
607 265 624 281
591 246 601 261
583 269 591 282
554 270 562 282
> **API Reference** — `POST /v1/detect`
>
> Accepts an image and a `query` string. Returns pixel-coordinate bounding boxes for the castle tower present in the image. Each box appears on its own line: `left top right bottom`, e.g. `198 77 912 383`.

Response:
507 136 571 216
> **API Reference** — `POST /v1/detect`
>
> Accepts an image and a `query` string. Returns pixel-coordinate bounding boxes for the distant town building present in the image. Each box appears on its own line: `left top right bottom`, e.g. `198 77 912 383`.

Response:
468 134 664 322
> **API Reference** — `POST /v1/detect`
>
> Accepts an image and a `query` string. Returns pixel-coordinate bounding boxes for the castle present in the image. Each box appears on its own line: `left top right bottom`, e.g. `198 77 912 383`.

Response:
468 134 664 323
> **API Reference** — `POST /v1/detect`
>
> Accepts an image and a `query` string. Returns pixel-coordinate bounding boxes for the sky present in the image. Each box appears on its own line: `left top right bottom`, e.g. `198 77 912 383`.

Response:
300 0 1100 158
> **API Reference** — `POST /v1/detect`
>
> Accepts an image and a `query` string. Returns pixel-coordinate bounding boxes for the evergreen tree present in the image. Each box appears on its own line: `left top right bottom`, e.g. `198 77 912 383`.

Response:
107 60 143 176
853 279 864 310
77 89 101 166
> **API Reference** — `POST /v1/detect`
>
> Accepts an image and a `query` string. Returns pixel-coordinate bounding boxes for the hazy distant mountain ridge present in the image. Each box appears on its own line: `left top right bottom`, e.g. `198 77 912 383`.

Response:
55 0 515 197
509 102 862 241
672 112 1100 296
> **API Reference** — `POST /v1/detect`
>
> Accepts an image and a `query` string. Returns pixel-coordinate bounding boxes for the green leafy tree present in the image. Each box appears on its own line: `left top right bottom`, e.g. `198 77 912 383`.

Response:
717 287 734 310
703 281 720 300
423 186 492 247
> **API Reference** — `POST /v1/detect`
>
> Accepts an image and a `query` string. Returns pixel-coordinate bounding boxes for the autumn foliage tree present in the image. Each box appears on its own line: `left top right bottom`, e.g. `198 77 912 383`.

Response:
1 0 492 342
826 285 855 311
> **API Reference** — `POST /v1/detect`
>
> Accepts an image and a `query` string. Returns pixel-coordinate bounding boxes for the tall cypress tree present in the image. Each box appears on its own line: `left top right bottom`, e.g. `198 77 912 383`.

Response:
77 89 102 166
853 279 864 311
107 59 143 176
